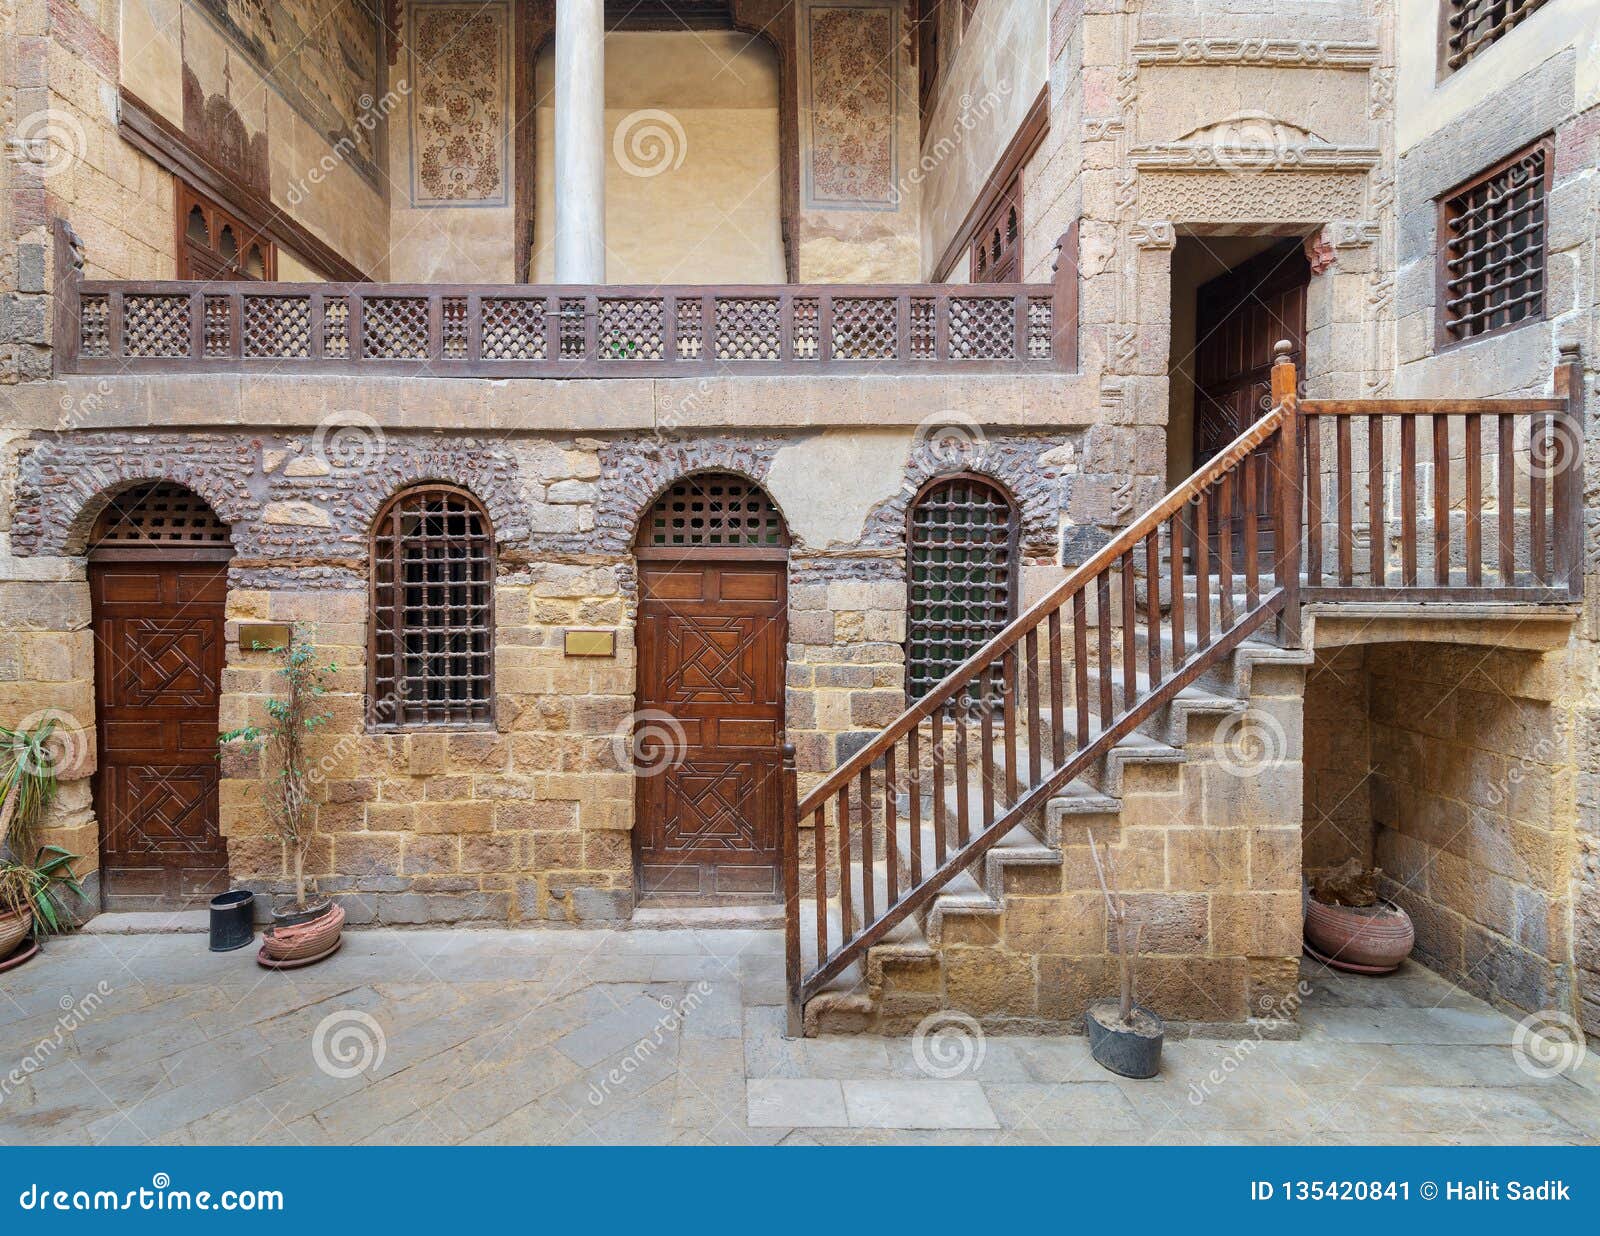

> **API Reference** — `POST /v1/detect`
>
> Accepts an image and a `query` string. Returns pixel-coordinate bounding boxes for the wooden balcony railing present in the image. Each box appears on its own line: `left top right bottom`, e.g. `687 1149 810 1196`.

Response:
1298 344 1586 603
51 221 1080 379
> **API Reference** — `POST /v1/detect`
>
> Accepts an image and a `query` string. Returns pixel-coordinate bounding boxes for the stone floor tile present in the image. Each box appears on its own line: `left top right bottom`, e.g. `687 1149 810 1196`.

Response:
983 1081 1144 1131
841 1079 999 1129
6 926 1599 1146
747 1078 848 1127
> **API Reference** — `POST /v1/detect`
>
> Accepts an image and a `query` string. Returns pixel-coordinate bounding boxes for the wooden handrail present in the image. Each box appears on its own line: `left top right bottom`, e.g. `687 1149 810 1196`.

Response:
788 368 1299 1019
1298 345 1585 602
785 341 1586 1029
794 400 1288 821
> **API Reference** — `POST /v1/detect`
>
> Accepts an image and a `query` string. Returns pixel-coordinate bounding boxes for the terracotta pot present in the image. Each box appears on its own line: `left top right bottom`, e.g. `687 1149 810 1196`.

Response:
272 896 333 928
262 901 345 963
1304 895 1414 973
0 906 31 960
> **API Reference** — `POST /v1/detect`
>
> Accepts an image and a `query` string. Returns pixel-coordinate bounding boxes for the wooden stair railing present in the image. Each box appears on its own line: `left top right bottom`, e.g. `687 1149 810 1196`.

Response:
1295 343 1585 603
781 349 1303 1032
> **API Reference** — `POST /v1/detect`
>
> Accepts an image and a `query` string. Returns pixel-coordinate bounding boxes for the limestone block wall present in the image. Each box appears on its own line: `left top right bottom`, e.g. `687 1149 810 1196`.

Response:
1334 641 1580 1019
2 422 1077 924
1301 644 1374 873
220 564 637 926
1027 0 1391 565
0 428 97 893
869 658 1308 1034
1392 7 1600 1037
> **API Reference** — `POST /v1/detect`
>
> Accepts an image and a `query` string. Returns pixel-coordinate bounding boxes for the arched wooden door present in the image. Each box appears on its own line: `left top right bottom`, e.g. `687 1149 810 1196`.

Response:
633 474 788 899
88 483 233 910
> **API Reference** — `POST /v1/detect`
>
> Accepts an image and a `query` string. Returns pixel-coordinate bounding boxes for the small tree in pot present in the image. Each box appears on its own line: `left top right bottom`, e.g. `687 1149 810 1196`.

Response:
220 637 345 966
1084 830 1164 1078
0 718 87 964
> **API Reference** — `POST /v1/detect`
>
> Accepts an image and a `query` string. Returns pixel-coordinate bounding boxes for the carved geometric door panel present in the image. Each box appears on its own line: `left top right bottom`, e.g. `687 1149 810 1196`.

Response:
91 562 230 909
635 561 786 898
1193 237 1309 552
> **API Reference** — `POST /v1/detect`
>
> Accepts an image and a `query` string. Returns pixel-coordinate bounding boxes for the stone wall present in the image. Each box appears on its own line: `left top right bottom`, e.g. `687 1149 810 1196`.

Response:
1301 635 1581 1022
1392 5 1600 1038
1301 644 1372 873
850 654 1308 1034
1370 641 1579 1017
3 423 1073 924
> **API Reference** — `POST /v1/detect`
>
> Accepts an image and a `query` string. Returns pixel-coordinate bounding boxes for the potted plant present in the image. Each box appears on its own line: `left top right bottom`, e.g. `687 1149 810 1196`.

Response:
1084 830 1164 1078
219 637 345 968
1303 858 1415 973
0 718 87 968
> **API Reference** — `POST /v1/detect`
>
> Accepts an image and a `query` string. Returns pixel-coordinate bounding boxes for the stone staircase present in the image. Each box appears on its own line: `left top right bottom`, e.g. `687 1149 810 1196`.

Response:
798 583 1314 1034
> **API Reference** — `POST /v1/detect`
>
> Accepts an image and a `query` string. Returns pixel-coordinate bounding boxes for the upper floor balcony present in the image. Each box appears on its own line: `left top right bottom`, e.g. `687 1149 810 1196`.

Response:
55 240 1078 381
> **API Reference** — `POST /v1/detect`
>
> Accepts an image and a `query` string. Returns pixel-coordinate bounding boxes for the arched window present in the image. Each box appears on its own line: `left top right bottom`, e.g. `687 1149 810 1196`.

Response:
370 485 494 728
905 475 1017 702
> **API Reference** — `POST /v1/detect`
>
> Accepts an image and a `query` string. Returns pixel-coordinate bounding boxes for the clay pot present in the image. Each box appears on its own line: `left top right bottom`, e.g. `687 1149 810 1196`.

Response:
0 906 31 960
262 901 345 964
272 895 333 928
1304 895 1414 973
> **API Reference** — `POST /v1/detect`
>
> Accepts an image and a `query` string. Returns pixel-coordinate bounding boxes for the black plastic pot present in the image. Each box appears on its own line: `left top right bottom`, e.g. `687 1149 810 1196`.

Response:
1085 999 1164 1079
208 889 256 952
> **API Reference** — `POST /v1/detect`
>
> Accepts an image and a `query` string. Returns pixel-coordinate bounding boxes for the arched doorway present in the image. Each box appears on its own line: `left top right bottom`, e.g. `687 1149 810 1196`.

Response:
632 473 789 899
88 483 233 910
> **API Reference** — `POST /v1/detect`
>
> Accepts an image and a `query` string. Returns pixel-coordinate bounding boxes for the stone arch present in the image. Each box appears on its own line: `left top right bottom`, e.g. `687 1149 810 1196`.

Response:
861 435 1066 561
341 450 527 550
594 436 785 555
13 437 260 558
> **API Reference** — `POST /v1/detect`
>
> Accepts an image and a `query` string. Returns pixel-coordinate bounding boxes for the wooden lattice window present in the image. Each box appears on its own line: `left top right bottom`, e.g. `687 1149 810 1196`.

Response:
370 485 495 729
971 177 1021 283
1441 0 1550 73
88 482 233 559
905 475 1017 703
177 181 275 281
1436 139 1550 348
638 473 789 551
917 0 942 120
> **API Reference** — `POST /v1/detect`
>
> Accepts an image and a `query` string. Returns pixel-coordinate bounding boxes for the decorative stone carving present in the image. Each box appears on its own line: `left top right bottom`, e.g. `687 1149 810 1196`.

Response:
1131 113 1380 171
1131 39 1380 67
1138 171 1368 223
1304 228 1336 275
1131 219 1176 249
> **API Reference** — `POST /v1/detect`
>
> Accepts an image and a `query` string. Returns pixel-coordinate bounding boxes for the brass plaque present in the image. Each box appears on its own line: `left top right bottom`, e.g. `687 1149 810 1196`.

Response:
238 622 292 651
564 629 616 658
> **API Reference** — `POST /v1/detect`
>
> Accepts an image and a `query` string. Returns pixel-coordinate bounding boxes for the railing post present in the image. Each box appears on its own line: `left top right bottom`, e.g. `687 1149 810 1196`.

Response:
780 742 803 1037
1271 340 1302 645
1553 342 1586 600
51 217 84 374
1049 219 1079 372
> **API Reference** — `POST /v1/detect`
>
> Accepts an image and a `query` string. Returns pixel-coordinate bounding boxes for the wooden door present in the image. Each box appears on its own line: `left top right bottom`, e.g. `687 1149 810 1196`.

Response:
634 559 787 897
1193 239 1308 554
91 561 230 909
1193 238 1308 464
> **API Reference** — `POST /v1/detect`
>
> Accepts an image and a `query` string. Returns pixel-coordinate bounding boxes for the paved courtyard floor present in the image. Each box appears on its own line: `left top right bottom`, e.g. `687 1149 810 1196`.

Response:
1 925 1597 1145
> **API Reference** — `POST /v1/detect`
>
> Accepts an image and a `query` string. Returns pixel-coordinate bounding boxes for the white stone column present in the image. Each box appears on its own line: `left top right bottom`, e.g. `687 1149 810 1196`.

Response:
554 0 606 283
